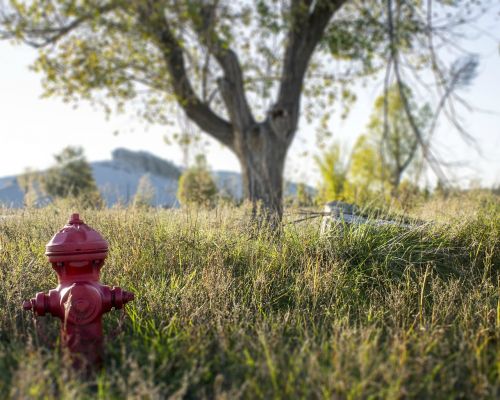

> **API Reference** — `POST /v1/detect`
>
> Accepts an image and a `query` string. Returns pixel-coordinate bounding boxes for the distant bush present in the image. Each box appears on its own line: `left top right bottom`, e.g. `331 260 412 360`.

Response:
177 155 218 207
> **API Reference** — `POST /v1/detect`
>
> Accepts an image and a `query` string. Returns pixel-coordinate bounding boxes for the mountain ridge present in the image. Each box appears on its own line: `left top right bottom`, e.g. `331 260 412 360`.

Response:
0 148 313 207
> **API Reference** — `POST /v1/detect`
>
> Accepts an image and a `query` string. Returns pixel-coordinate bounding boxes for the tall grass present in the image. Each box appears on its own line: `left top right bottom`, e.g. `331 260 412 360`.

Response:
0 193 498 399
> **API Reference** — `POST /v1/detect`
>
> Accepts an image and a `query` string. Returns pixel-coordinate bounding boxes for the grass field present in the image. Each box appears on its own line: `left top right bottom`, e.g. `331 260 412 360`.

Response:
0 193 499 399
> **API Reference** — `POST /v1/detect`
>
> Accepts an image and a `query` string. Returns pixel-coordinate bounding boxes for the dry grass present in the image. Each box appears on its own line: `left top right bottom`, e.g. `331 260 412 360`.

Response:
0 193 499 399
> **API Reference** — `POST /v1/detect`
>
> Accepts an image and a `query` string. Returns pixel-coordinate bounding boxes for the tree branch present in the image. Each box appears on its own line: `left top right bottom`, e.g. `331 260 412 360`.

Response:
274 0 346 141
1 2 118 48
192 2 255 134
137 1 234 149
387 0 447 183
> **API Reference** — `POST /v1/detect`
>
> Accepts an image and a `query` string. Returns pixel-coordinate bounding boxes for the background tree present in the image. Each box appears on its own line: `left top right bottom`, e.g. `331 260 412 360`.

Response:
345 135 386 205
314 142 349 204
133 174 156 208
0 0 490 220
316 86 434 206
177 154 218 207
367 85 431 194
42 146 103 207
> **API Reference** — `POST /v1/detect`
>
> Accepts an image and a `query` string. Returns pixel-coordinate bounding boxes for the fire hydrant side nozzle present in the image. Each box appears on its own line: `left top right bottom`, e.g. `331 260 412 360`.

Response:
22 213 134 369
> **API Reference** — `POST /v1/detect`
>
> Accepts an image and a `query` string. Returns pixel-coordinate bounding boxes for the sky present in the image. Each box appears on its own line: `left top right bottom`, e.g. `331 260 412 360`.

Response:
0 8 499 188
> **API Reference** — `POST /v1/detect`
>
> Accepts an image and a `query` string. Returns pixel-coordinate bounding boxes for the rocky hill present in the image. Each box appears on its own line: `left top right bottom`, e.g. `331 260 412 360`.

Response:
0 148 312 207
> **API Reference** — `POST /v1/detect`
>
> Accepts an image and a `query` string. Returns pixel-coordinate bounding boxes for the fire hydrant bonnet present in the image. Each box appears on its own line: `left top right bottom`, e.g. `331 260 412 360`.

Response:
45 213 108 262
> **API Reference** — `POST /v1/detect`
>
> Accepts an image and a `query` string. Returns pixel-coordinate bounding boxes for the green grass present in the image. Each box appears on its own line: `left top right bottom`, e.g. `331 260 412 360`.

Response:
0 193 499 399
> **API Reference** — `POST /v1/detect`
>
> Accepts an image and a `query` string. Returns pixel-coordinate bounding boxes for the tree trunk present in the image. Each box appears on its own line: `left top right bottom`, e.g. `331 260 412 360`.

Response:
236 122 289 224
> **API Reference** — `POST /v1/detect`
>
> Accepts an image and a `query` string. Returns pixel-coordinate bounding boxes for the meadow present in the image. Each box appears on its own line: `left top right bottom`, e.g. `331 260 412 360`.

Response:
0 193 498 399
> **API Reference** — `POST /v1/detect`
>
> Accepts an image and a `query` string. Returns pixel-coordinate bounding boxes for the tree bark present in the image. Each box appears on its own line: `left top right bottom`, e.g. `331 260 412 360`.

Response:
235 122 289 223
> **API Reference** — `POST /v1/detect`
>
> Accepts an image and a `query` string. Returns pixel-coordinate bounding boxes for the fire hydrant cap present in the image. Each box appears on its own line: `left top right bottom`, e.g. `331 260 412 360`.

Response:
45 213 108 257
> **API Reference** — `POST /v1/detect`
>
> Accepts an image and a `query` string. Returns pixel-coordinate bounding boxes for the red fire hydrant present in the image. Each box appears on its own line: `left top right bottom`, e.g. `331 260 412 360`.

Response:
23 213 134 368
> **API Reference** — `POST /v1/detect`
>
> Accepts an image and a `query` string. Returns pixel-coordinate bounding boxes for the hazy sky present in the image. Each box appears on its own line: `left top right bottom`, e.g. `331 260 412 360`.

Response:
0 9 499 187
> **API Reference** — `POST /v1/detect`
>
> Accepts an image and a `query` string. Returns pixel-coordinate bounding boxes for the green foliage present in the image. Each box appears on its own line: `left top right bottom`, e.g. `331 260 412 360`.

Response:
344 134 387 204
0 1 474 135
0 193 498 398
42 146 102 208
323 4 386 71
314 136 387 206
344 84 432 204
286 182 314 208
133 174 156 209
314 142 349 204
295 183 313 207
177 154 218 207
316 85 431 207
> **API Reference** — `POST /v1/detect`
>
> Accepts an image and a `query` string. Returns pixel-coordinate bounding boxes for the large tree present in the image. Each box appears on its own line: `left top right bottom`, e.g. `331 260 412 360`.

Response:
0 0 488 220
